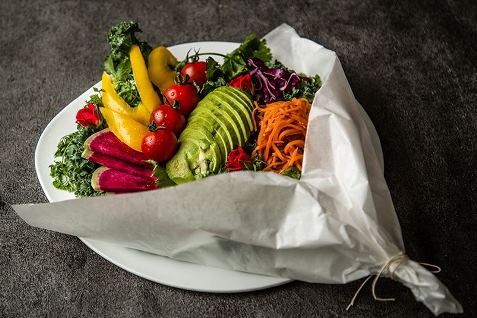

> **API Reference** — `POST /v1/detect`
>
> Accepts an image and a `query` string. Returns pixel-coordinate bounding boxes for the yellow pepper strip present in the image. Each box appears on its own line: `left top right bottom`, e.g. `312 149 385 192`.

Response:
101 72 151 126
100 107 149 152
148 46 178 91
130 45 162 114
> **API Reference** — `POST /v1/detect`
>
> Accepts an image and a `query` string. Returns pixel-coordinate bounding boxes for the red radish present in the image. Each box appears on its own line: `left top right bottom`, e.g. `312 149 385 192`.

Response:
82 149 154 180
91 167 157 193
84 129 151 167
141 129 177 162
150 104 186 135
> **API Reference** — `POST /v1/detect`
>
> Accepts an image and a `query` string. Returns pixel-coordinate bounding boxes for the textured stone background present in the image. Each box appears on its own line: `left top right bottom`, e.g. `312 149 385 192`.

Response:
1 0 476 317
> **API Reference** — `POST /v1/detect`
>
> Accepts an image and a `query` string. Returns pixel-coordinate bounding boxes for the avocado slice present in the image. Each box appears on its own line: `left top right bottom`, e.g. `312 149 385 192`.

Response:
189 105 237 153
196 98 244 149
167 86 256 184
186 111 231 163
179 126 222 173
166 142 197 184
222 87 254 115
222 86 254 112
215 86 254 134
180 138 213 179
206 94 248 144
212 90 253 133
173 141 216 183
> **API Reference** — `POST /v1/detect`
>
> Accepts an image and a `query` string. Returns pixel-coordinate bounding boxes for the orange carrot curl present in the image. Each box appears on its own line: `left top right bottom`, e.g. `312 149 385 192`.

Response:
252 98 311 174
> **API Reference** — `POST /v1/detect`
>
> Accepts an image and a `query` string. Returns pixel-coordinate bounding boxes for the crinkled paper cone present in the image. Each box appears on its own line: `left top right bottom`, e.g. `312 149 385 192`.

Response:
13 24 462 315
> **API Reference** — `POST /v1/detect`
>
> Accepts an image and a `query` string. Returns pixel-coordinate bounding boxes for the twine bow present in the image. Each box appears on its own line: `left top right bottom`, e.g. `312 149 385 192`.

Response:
346 253 442 310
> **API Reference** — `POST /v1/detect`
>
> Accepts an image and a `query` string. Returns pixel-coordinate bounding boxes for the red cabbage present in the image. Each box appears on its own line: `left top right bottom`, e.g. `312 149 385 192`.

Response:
248 58 301 103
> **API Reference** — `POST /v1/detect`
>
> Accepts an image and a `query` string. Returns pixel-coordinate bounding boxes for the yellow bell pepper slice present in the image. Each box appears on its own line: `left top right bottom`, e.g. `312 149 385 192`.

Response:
101 72 151 126
148 46 178 91
100 107 149 152
130 45 161 114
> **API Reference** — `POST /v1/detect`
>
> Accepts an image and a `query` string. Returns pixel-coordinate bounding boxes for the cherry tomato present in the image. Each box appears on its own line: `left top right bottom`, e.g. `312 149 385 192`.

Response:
164 84 199 116
150 104 186 135
141 129 177 162
181 61 207 87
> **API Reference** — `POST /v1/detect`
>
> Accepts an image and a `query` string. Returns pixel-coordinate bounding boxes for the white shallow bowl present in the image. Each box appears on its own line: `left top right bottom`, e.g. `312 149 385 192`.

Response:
35 42 292 293
36 41 383 292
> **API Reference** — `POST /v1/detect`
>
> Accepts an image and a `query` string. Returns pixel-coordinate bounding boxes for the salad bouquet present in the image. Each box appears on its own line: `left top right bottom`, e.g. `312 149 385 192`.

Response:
50 21 320 196
14 23 462 316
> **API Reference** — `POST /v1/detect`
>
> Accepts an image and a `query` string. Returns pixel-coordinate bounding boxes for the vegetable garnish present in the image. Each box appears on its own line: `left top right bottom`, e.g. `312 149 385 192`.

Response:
252 98 311 177
84 129 152 168
148 46 178 91
150 105 186 136
226 147 251 172
227 73 254 95
50 22 324 196
163 84 199 116
50 93 107 197
201 35 271 96
50 125 104 197
181 61 207 87
283 73 322 103
248 58 301 103
141 129 178 163
221 34 272 80
248 58 322 104
76 103 100 127
104 21 152 107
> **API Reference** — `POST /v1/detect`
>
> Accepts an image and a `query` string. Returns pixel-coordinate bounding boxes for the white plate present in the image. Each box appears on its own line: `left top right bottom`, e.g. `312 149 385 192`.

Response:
35 41 383 293
35 42 292 293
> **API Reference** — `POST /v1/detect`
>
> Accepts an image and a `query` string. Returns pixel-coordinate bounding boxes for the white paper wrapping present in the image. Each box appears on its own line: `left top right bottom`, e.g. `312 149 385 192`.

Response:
13 24 462 315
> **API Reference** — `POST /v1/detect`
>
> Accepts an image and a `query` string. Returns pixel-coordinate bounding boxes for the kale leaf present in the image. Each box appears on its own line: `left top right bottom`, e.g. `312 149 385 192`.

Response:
200 57 227 97
150 162 176 188
221 34 272 81
282 74 322 103
244 154 266 172
281 166 301 180
49 94 106 197
201 34 271 96
106 21 152 63
104 21 151 107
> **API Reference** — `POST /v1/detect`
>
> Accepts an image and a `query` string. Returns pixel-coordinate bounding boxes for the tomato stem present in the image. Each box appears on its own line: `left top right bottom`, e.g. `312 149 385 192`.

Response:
195 52 227 58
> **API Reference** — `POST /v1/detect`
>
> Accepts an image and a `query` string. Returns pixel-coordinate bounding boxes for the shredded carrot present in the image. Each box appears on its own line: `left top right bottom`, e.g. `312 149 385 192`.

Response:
252 98 311 174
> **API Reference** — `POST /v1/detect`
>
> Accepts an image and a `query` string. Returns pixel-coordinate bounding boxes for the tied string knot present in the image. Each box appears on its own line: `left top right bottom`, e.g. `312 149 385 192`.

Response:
346 253 442 311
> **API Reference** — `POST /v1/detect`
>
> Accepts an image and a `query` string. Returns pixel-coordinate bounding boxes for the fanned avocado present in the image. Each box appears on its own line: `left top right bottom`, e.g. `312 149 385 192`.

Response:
206 94 248 143
212 90 253 133
186 114 230 160
188 107 235 153
184 142 212 178
166 143 197 184
225 87 254 111
194 99 244 149
166 86 254 184
179 126 222 173
199 88 250 137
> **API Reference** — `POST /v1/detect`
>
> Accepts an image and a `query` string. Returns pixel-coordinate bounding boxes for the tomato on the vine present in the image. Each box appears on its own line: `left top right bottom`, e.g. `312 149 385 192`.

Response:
150 104 186 135
181 61 207 87
141 129 177 162
163 84 199 116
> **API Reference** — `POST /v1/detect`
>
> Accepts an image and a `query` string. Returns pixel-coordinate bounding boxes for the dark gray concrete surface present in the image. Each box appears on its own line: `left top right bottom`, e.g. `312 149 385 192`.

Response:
1 0 476 317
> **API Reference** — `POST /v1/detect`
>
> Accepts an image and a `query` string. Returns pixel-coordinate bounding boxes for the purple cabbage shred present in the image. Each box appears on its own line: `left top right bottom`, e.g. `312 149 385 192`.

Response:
247 58 301 103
